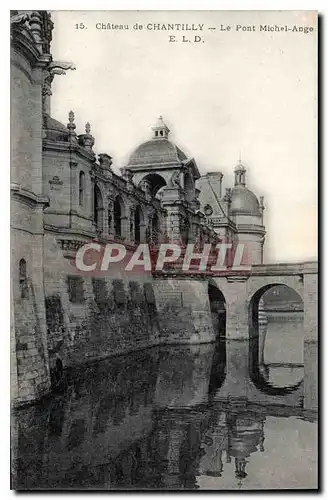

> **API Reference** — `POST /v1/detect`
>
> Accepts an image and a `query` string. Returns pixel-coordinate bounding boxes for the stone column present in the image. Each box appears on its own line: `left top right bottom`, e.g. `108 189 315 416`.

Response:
224 278 249 341
121 215 129 242
107 199 114 237
165 209 182 244
129 206 135 244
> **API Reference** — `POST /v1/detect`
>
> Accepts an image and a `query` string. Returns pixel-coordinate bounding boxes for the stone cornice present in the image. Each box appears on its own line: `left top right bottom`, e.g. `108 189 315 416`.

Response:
127 161 184 171
11 183 49 208
44 224 95 239
236 223 266 235
42 139 96 163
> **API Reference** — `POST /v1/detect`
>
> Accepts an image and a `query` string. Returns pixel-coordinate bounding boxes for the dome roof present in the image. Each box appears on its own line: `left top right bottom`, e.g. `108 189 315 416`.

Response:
128 138 187 166
230 185 261 216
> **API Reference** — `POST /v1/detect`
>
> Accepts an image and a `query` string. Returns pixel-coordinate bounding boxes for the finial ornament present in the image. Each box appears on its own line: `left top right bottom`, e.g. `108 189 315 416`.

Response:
238 149 242 165
67 110 76 132
77 120 95 153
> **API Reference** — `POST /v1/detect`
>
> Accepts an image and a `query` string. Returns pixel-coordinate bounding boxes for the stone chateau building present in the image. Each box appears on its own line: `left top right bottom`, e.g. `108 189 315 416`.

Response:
11 11 282 406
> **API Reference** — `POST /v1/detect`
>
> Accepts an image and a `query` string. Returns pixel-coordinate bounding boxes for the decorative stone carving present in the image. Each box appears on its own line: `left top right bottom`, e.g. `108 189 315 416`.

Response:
204 204 213 216
121 168 133 182
67 110 77 138
168 171 180 187
139 179 152 200
10 12 30 26
98 153 113 170
78 122 95 153
223 188 232 202
42 61 76 113
49 175 63 190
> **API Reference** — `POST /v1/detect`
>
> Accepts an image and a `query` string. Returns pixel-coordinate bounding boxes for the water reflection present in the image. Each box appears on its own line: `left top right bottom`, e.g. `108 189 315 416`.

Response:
12 342 317 490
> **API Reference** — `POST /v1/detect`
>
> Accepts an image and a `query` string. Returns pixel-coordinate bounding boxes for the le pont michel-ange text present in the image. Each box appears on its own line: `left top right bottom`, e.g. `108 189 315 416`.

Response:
76 22 315 38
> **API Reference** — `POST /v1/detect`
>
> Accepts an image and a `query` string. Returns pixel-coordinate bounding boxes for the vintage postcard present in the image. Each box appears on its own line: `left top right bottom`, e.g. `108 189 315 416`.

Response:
10 10 318 490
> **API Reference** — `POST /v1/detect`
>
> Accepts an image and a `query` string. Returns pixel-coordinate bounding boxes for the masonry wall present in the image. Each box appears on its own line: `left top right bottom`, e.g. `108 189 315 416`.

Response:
43 233 164 374
153 278 216 345
11 47 50 406
42 231 220 376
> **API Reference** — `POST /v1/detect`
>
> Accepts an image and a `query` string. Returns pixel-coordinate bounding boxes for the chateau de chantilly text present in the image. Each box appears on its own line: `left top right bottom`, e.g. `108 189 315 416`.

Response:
74 21 315 43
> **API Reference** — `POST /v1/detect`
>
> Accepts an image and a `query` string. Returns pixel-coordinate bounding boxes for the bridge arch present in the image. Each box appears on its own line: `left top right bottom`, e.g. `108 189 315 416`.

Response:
248 283 304 396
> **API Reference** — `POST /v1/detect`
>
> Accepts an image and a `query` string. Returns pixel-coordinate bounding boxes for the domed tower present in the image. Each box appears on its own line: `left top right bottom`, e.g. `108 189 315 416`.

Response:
127 116 200 200
126 117 201 244
230 160 266 265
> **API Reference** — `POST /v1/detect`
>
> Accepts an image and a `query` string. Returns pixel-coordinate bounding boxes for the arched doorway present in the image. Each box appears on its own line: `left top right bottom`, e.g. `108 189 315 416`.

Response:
93 184 104 231
208 282 226 394
249 284 304 394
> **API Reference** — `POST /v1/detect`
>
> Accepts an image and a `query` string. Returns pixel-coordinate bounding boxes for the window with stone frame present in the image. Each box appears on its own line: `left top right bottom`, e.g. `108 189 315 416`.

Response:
67 276 85 303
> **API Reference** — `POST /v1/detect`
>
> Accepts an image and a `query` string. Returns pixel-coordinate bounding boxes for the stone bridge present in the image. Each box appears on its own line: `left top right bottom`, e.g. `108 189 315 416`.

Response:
153 261 318 410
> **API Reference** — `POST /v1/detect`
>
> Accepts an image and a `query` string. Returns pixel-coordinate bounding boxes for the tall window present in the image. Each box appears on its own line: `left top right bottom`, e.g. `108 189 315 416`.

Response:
19 258 28 299
79 171 85 206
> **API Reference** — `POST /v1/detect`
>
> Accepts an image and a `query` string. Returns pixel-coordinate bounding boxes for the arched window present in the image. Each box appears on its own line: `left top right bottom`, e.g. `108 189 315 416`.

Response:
79 171 85 206
19 258 28 298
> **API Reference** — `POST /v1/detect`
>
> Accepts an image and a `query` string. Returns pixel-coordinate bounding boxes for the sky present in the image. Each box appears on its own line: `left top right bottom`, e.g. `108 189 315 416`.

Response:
50 10 317 263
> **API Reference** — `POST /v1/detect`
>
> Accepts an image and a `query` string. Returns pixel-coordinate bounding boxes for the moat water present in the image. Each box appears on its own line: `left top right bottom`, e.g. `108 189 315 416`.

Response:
12 321 318 491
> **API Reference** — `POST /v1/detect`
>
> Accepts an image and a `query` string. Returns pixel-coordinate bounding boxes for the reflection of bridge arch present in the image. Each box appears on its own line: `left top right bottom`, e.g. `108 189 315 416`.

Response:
208 281 227 395
208 280 226 340
248 283 304 396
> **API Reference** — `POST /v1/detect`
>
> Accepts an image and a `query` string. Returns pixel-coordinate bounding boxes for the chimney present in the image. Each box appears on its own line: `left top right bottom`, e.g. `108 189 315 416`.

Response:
207 171 223 198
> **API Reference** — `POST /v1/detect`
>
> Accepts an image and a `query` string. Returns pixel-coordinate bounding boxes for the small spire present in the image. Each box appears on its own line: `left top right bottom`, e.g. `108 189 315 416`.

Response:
85 122 91 134
234 155 246 186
